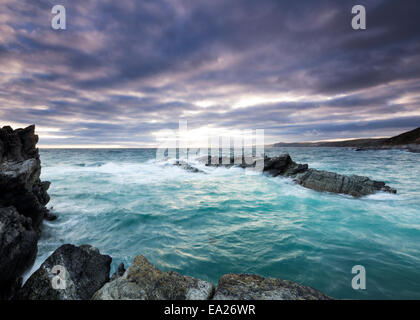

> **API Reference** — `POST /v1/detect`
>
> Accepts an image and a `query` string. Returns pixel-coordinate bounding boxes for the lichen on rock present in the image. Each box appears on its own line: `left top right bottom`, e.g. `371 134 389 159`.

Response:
213 273 331 300
93 255 215 300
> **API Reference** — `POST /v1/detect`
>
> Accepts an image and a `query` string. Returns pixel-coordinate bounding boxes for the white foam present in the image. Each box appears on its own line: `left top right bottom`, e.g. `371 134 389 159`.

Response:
365 192 402 201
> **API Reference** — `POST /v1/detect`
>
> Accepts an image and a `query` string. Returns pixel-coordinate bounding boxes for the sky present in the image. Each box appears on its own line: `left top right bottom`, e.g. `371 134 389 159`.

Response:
0 0 419 147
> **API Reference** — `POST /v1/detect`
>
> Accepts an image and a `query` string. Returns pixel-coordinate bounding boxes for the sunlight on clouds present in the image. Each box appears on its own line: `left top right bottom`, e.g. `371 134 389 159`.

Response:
153 123 260 148
232 93 329 109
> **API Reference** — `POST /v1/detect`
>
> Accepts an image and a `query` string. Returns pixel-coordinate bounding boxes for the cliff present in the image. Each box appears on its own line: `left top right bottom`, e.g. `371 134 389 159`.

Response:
0 125 51 299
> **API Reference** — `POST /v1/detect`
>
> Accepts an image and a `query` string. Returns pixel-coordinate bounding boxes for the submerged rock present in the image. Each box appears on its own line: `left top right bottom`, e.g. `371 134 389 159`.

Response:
17 244 111 300
200 154 396 197
0 206 38 299
213 274 331 300
173 160 206 173
93 255 214 300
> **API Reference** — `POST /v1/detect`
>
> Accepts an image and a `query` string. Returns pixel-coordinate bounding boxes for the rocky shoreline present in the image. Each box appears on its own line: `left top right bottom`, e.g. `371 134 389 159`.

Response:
0 125 52 299
18 244 331 300
1 125 398 300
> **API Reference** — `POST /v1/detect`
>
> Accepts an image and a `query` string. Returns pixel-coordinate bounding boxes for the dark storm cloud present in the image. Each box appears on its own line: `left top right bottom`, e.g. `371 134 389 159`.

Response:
0 0 419 145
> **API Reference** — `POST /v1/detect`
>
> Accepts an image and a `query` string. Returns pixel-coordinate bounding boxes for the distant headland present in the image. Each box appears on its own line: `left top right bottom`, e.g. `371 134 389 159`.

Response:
269 127 420 153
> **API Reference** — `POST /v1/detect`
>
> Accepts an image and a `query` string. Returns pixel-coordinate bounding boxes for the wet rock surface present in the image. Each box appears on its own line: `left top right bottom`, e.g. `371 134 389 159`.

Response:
173 160 206 173
110 262 126 281
93 255 215 300
17 244 111 300
213 274 331 300
0 206 38 299
198 154 396 197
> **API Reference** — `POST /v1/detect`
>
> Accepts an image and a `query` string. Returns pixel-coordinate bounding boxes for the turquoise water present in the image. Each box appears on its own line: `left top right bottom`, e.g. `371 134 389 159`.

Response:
30 148 420 299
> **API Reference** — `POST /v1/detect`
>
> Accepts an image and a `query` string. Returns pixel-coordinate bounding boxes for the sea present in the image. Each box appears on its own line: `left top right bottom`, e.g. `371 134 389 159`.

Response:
25 147 420 299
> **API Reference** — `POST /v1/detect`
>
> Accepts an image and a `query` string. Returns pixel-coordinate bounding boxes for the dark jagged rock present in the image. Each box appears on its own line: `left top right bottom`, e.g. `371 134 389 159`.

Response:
44 210 58 221
0 125 51 298
93 255 214 300
199 154 396 197
213 274 331 300
0 125 51 229
110 263 126 281
17 244 111 300
173 160 206 173
0 206 38 299
294 168 396 197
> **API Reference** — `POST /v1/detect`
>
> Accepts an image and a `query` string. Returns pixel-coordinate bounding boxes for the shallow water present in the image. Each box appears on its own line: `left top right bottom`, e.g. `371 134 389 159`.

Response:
28 147 420 299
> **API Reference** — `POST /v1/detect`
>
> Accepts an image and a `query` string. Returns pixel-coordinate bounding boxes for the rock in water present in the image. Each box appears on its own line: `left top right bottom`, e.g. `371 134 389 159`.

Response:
173 160 206 173
109 263 126 281
17 244 111 300
93 255 214 300
294 169 395 197
0 125 51 229
200 154 396 197
0 207 38 299
213 274 331 300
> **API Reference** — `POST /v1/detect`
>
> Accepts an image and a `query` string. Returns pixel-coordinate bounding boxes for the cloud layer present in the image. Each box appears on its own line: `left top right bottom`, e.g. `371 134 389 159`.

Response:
1 0 419 146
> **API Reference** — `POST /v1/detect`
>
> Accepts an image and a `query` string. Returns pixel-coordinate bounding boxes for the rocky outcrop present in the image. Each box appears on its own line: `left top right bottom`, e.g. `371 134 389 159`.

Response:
93 254 330 300
93 255 215 300
213 274 331 300
17 244 111 300
0 125 51 230
0 206 38 299
294 167 395 196
15 248 330 300
198 154 396 197
0 125 51 299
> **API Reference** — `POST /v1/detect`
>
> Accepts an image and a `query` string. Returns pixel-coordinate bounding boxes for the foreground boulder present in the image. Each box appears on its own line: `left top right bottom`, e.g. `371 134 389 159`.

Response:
93 253 331 300
213 274 331 300
17 244 111 300
198 154 396 197
93 255 214 300
0 206 38 299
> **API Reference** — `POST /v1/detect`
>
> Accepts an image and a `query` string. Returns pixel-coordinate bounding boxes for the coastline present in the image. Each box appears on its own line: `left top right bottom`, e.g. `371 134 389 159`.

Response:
2 125 419 300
